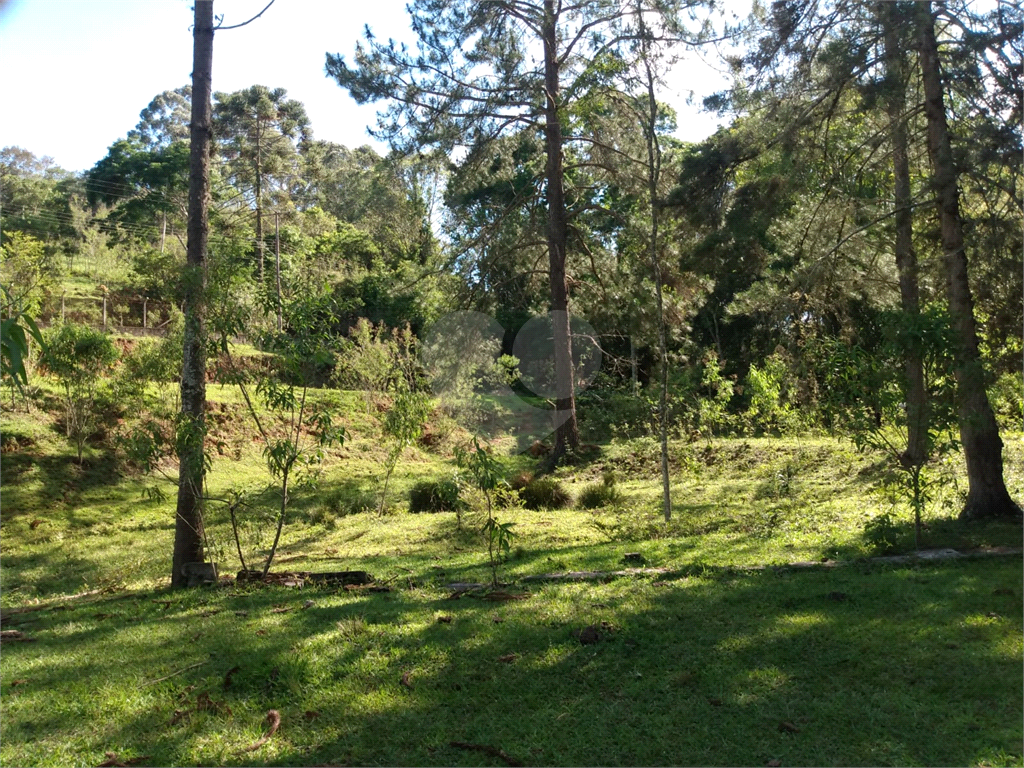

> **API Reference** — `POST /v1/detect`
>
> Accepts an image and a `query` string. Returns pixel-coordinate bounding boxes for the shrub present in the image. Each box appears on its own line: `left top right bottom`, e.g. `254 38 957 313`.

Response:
578 470 622 509
518 477 572 510
578 481 623 510
863 512 902 554
323 483 376 516
409 477 463 513
41 322 119 463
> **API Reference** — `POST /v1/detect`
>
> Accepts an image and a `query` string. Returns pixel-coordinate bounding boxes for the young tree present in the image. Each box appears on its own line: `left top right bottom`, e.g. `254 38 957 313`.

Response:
41 323 118 464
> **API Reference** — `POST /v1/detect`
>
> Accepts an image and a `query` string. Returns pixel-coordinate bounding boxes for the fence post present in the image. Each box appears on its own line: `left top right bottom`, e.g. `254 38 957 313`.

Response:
143 297 148 328
102 295 107 330
61 292 65 322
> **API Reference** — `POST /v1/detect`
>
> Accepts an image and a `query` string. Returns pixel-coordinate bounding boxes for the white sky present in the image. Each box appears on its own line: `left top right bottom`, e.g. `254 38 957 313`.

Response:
0 0 735 173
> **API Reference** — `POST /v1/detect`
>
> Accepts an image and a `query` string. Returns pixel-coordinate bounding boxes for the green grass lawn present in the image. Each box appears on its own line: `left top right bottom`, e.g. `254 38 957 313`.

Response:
1 381 1022 766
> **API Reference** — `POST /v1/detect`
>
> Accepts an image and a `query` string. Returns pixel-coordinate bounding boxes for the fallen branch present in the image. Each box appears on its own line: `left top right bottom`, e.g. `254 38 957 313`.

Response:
238 710 281 753
140 661 207 688
449 741 523 767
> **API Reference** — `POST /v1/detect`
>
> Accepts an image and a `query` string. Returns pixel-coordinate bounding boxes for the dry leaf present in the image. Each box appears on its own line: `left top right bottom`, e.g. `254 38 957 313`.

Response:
436 615 453 624
400 671 413 689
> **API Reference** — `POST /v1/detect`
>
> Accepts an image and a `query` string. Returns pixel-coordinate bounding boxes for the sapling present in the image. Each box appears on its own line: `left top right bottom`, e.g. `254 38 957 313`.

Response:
456 437 516 587
217 291 345 575
40 322 118 464
816 307 958 549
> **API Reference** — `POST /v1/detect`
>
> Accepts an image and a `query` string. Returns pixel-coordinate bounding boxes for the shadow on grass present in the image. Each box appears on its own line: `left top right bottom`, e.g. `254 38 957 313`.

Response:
1 449 125 520
3 558 1020 766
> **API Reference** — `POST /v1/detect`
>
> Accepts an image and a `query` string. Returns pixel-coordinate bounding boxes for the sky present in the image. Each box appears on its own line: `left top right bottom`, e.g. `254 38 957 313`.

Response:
0 0 735 173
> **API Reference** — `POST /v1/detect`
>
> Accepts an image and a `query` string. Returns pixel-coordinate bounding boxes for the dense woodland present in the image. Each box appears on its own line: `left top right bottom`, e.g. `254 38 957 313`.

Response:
2 0 1021 571
1 2 1022 765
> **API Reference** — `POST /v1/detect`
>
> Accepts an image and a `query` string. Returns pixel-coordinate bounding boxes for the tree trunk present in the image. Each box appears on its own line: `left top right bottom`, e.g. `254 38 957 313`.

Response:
542 0 580 465
275 212 282 332
638 9 671 522
172 0 214 588
915 1 1020 520
881 1 928 468
255 119 265 283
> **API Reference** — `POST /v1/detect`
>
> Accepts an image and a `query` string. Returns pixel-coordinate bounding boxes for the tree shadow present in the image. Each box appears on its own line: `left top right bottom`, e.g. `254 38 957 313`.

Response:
6 558 1015 766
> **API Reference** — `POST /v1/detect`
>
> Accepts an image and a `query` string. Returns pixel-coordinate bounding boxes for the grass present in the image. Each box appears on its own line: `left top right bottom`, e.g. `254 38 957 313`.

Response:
1 375 1022 766
1 561 1020 767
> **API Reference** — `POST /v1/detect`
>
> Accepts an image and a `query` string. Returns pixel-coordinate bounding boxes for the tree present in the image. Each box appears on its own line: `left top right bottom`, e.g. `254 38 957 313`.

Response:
327 0 699 464
41 323 118 464
1 285 44 392
128 86 193 149
914 0 1020 520
214 85 310 283
172 0 214 589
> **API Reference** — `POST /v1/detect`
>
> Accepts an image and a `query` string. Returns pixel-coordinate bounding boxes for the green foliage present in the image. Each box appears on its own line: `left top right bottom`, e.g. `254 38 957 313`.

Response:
40 322 118 462
456 436 515 586
989 371 1023 432
409 477 463 514
692 350 736 438
577 375 655 440
335 319 420 410
862 511 903 555
578 471 623 510
813 308 962 547
742 352 800 435
220 290 346 575
1 231 63 315
1 285 44 390
378 387 432 515
518 477 573 510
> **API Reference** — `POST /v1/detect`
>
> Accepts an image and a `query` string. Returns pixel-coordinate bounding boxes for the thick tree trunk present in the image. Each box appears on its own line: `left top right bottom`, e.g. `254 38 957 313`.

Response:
881 1 928 468
915 1 1020 520
172 0 214 588
542 0 579 464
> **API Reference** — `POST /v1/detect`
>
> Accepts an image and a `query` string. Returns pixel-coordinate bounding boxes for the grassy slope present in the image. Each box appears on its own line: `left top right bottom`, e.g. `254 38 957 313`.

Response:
1 380 1022 766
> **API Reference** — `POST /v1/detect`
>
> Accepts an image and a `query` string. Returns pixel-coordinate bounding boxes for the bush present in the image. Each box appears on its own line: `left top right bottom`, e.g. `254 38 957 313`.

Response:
41 322 119 463
578 480 623 510
863 512 903 554
323 483 377 516
518 477 572 510
409 477 463 513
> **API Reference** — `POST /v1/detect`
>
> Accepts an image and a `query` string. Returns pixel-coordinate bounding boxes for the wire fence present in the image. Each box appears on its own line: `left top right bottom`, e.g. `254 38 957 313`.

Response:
36 294 179 337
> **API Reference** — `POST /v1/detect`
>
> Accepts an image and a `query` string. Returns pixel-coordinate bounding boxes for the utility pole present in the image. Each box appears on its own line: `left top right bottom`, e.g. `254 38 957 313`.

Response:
275 212 282 332
172 0 214 588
